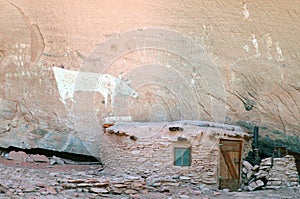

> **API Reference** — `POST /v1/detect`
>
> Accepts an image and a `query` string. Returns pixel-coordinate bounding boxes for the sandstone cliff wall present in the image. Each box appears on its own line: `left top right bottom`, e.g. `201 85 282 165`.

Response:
0 0 299 157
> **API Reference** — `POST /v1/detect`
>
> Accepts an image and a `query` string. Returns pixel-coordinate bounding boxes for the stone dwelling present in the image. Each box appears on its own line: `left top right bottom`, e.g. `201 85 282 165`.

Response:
100 120 252 190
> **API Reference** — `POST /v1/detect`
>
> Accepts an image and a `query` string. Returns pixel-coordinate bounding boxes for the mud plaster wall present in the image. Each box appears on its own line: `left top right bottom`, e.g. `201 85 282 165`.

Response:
0 0 299 156
100 122 252 186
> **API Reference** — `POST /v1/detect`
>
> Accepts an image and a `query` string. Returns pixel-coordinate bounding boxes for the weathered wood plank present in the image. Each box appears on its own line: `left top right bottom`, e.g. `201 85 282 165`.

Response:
222 151 238 179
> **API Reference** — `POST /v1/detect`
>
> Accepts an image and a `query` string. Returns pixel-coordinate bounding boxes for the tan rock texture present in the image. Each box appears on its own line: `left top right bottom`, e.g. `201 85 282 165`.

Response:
0 0 299 156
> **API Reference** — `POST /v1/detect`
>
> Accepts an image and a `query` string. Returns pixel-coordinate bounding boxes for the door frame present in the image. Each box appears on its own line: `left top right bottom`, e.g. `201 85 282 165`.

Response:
218 139 243 190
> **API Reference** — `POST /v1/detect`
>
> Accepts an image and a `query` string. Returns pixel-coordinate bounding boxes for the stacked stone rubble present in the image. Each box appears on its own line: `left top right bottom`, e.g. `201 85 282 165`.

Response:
241 155 299 191
0 164 215 198
266 155 299 189
241 160 267 191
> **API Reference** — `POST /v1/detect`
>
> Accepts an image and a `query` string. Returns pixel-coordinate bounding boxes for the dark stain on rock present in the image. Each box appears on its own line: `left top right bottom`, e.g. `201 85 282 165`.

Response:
243 99 255 111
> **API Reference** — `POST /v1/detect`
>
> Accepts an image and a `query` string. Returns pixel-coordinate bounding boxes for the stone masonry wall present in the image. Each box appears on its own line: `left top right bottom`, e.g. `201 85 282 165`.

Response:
241 155 299 191
100 121 252 188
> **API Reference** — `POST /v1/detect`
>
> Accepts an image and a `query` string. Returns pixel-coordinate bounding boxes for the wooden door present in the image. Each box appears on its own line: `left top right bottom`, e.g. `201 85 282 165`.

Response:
219 139 242 191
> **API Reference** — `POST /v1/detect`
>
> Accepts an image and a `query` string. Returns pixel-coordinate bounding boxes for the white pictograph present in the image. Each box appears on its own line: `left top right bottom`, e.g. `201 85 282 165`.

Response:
53 67 138 107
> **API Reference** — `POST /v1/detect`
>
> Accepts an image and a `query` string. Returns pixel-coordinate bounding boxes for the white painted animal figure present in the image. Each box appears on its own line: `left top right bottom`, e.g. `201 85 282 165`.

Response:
52 67 138 107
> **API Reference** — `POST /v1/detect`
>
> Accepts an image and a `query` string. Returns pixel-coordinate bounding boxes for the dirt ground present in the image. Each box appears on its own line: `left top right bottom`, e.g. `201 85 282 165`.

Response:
0 156 299 199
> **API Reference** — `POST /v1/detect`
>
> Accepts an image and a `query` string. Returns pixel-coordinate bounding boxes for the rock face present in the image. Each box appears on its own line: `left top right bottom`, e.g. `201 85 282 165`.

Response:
0 0 299 156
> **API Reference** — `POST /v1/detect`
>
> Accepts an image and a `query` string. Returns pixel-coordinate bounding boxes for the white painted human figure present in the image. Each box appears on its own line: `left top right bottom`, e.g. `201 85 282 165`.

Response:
251 34 260 58
52 67 138 107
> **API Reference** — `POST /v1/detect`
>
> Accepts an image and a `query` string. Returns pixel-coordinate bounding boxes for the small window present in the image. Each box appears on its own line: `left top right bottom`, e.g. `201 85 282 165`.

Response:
174 148 191 166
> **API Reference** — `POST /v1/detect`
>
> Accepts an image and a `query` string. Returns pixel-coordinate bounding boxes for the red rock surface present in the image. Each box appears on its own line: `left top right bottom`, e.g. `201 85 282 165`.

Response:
7 151 28 162
0 0 299 156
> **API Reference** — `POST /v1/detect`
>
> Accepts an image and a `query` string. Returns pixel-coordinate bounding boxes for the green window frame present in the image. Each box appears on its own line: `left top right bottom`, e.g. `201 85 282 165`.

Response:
174 148 191 166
